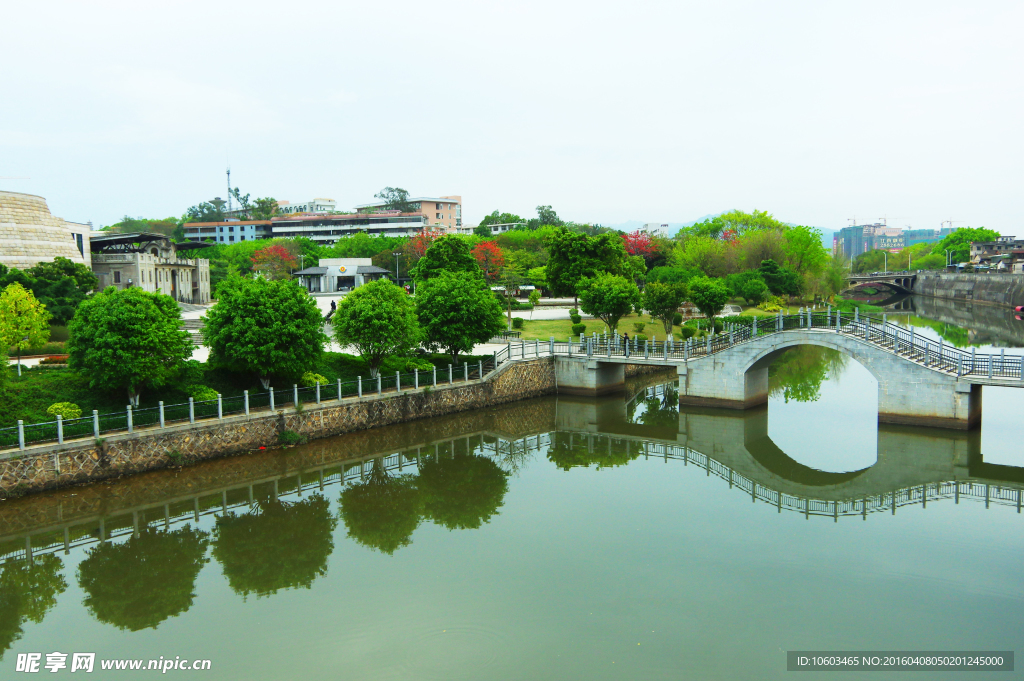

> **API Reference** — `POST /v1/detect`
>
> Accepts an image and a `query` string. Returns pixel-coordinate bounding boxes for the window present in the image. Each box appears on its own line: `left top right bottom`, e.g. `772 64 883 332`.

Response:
229 236 235 242
437 213 442 219
229 226 234 233
114 271 121 283
240 235 246 241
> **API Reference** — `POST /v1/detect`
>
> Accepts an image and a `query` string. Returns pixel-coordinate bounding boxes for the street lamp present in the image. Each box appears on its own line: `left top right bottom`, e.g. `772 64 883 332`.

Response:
392 252 401 283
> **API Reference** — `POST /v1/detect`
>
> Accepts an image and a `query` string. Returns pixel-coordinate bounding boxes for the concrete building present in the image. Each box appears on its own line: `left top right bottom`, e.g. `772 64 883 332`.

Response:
641 223 670 238
0 191 93 271
354 195 462 231
835 223 960 259
276 198 337 215
269 213 428 244
292 258 392 293
183 220 272 244
89 233 212 303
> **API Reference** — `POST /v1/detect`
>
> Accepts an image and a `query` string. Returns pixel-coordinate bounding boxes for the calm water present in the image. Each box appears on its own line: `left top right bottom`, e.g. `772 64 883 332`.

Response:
1 298 1023 680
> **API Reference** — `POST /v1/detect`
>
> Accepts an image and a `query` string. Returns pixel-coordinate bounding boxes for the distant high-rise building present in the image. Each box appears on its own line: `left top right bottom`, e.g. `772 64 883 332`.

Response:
833 223 957 259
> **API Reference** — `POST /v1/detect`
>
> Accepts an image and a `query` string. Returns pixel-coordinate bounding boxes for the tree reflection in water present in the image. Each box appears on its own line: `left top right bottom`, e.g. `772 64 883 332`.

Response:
627 384 680 428
0 554 67 655
339 460 422 555
418 453 509 530
77 527 208 631
547 433 641 470
212 495 336 598
769 346 849 403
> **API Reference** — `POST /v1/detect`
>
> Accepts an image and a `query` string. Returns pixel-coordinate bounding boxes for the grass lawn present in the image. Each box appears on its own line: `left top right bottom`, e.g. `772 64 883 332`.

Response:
515 313 684 342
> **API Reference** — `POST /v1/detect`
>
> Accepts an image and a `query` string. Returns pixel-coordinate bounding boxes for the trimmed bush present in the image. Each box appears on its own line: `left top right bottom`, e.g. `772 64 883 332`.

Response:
46 402 82 420
569 314 582 325
511 317 524 329
678 326 697 339
300 371 328 387
380 356 435 374
672 313 683 325
185 385 219 402
634 334 648 342
571 323 587 335
632 322 646 334
39 356 68 365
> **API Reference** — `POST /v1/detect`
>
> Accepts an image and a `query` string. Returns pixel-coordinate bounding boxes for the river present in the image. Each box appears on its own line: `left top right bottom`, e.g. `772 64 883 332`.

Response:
0 296 1022 680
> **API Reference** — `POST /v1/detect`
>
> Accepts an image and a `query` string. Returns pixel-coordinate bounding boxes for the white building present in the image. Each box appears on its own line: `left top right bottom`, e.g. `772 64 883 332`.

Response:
292 258 393 293
641 223 669 238
276 198 337 214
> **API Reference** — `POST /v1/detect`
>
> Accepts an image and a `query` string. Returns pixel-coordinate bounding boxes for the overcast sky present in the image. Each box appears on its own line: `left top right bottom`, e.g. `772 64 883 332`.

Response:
2 1 1021 233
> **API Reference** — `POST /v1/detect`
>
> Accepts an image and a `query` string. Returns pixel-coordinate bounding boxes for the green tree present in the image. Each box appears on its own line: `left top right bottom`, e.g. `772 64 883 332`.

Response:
66 287 191 406
478 210 525 229
741 277 770 305
671 235 728 277
688 276 731 322
935 227 1001 265
783 224 828 275
250 197 279 220
203 277 327 389
758 259 802 297
415 270 505 364
685 209 787 239
77 526 209 631
186 201 225 223
339 460 422 555
642 282 687 335
821 252 851 300
473 224 493 237
545 228 629 304
333 279 420 378
0 283 51 362
418 452 510 530
536 205 563 226
526 266 548 290
413 234 479 282
374 187 415 213
0 555 67 655
577 273 639 333
23 257 99 324
212 496 337 598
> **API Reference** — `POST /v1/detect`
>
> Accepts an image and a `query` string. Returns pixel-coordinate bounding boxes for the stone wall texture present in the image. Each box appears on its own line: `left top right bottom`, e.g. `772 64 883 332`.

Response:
913 272 1024 309
0 191 88 270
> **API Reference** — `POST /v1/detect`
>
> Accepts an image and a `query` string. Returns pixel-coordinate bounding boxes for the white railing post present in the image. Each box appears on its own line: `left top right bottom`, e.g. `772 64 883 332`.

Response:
463 362 468 382
293 384 299 406
449 364 453 384
127 405 133 433
57 415 63 444
93 410 100 438
244 390 250 415
17 420 24 450
316 381 321 404
189 397 195 423
396 371 401 392
377 375 382 395
415 369 419 389
159 401 165 428
358 376 363 397
433 366 437 387
338 378 343 400
478 360 483 379
217 393 223 419
550 336 554 354
269 389 275 411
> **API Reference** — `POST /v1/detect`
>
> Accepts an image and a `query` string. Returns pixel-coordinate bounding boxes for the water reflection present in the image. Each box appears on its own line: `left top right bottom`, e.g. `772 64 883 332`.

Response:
339 460 422 555
77 526 208 631
213 496 336 598
547 433 642 470
418 453 509 531
0 555 66 654
768 346 849 403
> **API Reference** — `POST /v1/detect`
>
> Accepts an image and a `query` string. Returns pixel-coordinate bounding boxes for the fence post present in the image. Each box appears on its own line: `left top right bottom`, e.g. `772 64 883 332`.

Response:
433 366 437 387
127 405 134 433
478 360 483 379
1020 356 1024 381
550 336 554 354
17 420 24 450
644 339 649 359
293 384 299 406
316 382 321 404
507 341 511 359
854 307 859 323
269 389 275 412
492 352 497 374
357 376 362 398
338 378 343 401
415 369 419 389
463 362 469 382
57 415 63 444
396 371 401 392
449 364 453 384
159 401 165 428
989 355 993 379
244 390 250 415
377 374 382 395
216 393 222 419
93 410 99 438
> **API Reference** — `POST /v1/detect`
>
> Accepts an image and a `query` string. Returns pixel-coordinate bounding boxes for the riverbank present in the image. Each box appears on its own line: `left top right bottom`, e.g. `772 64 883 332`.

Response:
0 359 670 499
913 272 1024 309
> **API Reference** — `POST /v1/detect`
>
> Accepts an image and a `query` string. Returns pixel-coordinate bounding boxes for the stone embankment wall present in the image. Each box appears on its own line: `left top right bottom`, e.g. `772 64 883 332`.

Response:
913 272 1024 309
0 360 667 499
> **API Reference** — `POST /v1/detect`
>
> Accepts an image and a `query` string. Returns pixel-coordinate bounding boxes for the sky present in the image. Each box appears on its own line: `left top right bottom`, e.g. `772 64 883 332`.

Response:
1 0 1022 233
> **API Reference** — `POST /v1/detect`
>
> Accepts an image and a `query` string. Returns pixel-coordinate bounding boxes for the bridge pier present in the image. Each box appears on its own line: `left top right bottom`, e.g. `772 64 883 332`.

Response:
554 357 625 396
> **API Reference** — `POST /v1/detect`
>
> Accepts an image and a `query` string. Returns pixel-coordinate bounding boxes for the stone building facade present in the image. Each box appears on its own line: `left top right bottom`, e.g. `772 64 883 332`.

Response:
0 191 91 270
90 233 212 303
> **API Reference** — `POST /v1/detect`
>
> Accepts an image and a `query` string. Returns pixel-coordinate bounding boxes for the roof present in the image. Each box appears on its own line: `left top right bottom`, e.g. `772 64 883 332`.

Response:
354 197 461 209
356 265 392 274
184 220 272 226
293 267 328 275
90 232 166 244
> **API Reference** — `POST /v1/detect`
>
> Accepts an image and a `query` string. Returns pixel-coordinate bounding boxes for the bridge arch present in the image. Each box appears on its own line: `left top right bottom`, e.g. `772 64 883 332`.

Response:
677 329 982 430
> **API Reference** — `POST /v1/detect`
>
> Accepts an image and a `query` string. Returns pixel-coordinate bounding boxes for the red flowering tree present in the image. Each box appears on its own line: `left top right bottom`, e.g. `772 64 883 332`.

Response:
622 230 655 257
251 244 298 280
471 241 505 282
407 227 446 260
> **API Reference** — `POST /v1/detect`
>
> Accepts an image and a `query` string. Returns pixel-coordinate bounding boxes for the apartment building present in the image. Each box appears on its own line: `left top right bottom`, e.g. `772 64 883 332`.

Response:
183 220 273 244
354 195 462 231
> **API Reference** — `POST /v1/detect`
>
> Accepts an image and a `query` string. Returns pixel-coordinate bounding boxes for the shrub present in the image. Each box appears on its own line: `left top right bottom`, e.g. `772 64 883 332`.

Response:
634 333 648 342
380 356 434 374
678 326 697 339
278 430 307 446
758 295 785 312
571 323 587 335
632 322 646 334
46 402 82 419
569 313 582 325
300 371 328 387
39 355 68 365
673 313 683 325
186 385 219 402
511 317 524 329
